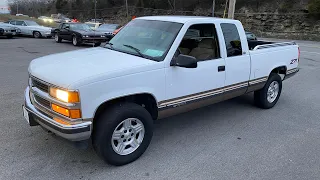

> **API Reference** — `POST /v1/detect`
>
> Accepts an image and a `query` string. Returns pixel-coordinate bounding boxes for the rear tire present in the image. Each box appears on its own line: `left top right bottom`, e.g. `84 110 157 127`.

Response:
33 31 41 38
93 103 153 166
254 73 282 109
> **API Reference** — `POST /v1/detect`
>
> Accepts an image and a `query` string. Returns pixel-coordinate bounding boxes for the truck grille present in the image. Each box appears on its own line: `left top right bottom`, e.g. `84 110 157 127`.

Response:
31 78 49 93
34 94 51 109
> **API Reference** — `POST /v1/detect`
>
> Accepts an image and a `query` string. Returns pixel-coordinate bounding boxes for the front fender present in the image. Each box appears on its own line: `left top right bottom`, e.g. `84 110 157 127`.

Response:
81 87 160 119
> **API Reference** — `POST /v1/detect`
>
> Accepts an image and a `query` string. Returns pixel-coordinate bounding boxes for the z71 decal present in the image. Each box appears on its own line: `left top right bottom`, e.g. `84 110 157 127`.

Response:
290 59 298 64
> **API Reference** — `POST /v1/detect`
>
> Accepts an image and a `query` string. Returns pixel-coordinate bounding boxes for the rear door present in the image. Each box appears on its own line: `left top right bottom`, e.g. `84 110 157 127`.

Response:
219 23 251 96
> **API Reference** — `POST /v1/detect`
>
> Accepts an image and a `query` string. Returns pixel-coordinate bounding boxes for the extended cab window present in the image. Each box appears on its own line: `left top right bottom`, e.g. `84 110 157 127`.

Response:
221 23 242 57
178 24 220 61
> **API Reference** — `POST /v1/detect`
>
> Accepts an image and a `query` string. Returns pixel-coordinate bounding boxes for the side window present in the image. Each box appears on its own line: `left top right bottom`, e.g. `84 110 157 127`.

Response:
61 23 69 29
9 21 16 25
178 24 220 61
15 21 25 26
221 23 242 57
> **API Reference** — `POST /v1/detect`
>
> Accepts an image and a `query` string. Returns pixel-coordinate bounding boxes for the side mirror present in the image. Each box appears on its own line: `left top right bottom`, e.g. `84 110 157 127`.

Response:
171 54 198 68
64 26 70 30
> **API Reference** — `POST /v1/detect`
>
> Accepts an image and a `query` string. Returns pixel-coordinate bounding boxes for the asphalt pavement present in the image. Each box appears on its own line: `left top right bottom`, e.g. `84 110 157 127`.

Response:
0 37 320 180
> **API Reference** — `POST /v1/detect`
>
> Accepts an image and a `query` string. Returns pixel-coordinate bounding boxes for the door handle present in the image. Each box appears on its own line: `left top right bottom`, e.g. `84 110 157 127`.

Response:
218 66 225 72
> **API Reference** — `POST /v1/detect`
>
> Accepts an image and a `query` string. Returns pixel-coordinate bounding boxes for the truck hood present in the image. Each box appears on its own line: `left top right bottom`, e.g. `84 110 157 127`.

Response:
29 48 161 89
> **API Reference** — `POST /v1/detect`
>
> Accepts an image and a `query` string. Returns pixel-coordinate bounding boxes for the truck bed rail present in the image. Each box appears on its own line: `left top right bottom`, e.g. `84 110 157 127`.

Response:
252 42 296 51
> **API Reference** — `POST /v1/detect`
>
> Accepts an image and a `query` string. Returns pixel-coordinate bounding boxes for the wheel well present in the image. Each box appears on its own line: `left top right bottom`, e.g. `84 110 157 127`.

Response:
270 66 287 80
94 94 158 121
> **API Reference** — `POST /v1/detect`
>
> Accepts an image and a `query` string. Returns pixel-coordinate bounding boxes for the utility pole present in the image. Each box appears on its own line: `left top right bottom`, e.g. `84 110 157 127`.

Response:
228 0 236 19
94 0 97 22
125 0 128 18
212 0 215 17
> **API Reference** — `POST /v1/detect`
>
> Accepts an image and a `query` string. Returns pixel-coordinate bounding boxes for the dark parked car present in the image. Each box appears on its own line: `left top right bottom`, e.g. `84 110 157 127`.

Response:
245 31 257 40
95 24 121 40
53 23 108 46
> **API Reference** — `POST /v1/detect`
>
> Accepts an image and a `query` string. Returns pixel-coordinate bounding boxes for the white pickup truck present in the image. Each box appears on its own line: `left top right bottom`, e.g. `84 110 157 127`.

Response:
23 16 300 166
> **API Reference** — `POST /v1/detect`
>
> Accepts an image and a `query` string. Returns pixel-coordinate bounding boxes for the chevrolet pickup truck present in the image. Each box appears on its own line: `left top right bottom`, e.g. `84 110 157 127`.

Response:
23 16 300 166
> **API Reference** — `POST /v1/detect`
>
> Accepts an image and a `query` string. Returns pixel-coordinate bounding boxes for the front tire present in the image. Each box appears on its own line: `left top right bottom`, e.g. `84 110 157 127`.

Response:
93 103 153 166
94 42 101 47
6 35 13 39
72 35 82 46
254 73 282 109
55 34 62 43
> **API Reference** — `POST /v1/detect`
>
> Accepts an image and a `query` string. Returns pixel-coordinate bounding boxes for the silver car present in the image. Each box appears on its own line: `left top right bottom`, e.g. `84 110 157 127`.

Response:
6 20 52 38
0 22 21 38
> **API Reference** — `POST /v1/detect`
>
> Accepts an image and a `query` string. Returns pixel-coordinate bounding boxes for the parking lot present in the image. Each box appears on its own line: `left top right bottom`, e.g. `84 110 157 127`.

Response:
1 37 320 180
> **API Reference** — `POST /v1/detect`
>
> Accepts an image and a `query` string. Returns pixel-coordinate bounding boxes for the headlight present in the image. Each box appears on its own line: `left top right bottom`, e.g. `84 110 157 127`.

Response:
101 35 106 37
49 87 79 103
83 35 89 38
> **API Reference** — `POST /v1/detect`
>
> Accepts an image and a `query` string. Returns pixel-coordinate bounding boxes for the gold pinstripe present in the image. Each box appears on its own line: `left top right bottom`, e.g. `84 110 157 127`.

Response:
159 77 268 109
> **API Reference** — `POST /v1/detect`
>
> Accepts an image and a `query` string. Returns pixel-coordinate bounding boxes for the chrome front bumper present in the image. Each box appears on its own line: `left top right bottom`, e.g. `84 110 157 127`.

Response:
23 86 92 141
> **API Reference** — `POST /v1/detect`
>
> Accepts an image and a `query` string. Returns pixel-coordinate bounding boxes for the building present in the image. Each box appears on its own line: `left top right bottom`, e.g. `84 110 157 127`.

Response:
0 5 10 14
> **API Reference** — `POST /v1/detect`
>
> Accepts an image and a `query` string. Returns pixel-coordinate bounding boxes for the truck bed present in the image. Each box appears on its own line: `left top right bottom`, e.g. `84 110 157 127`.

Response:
248 40 296 51
247 40 274 50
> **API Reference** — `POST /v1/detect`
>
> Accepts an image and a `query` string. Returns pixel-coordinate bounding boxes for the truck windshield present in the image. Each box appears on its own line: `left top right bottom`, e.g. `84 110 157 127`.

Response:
107 19 183 61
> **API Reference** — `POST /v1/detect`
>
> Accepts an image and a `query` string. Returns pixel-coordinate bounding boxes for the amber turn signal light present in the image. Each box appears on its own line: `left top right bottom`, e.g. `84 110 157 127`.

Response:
51 104 81 119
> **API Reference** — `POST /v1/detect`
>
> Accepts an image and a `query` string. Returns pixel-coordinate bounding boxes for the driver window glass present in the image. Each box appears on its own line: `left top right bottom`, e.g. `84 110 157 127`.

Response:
61 24 69 29
9 21 16 25
15 21 25 26
178 24 220 61
221 23 242 57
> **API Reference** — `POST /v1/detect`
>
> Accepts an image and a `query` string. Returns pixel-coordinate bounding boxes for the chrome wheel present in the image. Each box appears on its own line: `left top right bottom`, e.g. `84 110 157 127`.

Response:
33 31 41 38
72 36 77 46
111 118 145 156
55 34 59 42
267 81 279 103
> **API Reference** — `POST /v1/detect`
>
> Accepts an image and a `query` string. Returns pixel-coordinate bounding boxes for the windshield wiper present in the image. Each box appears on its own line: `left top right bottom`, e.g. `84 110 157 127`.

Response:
123 44 146 58
104 42 114 50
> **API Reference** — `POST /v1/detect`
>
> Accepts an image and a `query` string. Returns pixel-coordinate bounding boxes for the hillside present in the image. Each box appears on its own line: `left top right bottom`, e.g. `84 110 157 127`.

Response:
7 0 313 18
6 0 320 40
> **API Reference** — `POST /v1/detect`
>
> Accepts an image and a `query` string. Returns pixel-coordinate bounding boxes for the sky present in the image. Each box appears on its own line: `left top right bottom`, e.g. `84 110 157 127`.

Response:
0 0 7 6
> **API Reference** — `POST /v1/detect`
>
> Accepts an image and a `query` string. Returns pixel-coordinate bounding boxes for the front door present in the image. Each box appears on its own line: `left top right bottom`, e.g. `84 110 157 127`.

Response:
14 21 30 35
59 23 71 40
160 23 226 117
